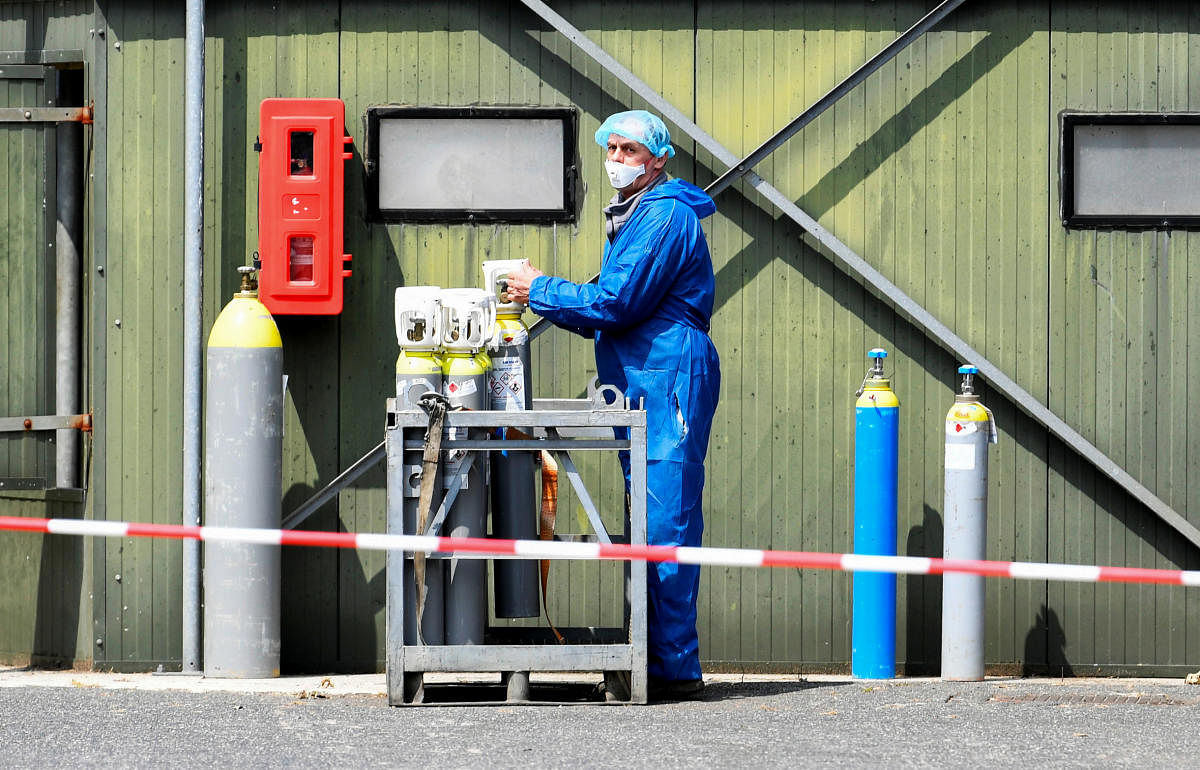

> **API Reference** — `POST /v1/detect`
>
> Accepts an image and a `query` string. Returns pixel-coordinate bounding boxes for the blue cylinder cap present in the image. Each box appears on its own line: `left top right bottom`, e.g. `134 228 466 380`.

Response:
958 364 979 375
868 348 888 359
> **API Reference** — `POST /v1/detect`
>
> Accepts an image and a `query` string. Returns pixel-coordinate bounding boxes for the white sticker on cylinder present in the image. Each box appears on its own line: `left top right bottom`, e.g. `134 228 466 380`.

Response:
500 327 529 346
444 426 471 490
946 420 979 436
945 442 976 470
446 378 477 397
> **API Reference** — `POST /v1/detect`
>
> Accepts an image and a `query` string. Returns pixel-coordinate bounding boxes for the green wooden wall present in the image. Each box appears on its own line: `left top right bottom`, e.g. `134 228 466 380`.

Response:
0 492 90 664
0 0 92 666
3 0 1199 675
689 0 1058 671
1046 2 1200 674
0 0 90 52
99 0 188 669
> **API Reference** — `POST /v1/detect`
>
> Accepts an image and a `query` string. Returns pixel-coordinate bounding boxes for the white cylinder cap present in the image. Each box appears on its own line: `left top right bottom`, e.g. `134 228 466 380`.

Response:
440 288 496 351
481 259 528 314
394 286 442 350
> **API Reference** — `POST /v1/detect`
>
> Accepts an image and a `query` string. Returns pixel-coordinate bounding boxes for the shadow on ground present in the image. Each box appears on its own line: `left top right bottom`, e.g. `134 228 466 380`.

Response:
698 678 846 702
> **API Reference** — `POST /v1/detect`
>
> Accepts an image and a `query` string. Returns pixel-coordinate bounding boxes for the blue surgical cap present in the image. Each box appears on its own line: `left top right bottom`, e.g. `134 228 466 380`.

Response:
594 110 676 159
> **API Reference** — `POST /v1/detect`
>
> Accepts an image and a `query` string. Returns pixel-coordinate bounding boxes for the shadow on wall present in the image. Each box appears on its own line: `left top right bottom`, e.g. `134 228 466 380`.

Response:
269 138 399 674
903 504 943 675
278 485 379 675
273 246 397 674
1024 604 1071 677
32 522 85 667
486 4 1031 323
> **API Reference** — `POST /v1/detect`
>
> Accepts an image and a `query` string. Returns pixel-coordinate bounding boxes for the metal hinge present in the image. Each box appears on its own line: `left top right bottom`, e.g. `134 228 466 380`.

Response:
0 413 92 433
0 105 93 124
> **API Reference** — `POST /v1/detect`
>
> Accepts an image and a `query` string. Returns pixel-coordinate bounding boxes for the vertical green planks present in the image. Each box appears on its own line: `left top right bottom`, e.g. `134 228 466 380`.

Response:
101 1 188 666
264 0 345 671
766 0 809 666
891 2 935 671
0 74 50 484
1045 0 1200 674
984 0 1051 669
740 0 774 667
338 0 397 671
695 0 743 665
0 494 88 665
1154 4 1191 669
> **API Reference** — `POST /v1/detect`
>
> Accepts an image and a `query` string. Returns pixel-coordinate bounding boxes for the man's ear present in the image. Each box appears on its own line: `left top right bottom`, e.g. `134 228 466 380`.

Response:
652 153 668 173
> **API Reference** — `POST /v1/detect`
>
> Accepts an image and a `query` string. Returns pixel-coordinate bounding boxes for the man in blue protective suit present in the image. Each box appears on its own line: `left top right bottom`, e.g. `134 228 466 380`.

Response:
505 110 720 701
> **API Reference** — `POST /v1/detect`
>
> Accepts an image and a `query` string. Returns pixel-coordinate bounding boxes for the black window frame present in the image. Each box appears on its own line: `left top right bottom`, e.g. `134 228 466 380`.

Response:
1060 111 1200 229
364 105 578 224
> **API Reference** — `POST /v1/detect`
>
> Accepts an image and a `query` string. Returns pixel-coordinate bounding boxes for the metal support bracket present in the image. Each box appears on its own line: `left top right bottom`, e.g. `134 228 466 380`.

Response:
422 452 473 539
552 450 613 545
0 50 86 66
0 413 92 433
547 428 612 545
281 440 385 530
0 106 93 124
0 478 47 491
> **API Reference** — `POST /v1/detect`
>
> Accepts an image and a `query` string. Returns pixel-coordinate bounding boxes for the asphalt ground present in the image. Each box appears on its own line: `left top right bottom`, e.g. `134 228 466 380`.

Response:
2 668 1197 767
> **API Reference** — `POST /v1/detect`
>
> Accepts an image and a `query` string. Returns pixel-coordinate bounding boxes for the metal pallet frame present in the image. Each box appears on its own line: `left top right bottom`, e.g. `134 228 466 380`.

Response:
384 397 648 705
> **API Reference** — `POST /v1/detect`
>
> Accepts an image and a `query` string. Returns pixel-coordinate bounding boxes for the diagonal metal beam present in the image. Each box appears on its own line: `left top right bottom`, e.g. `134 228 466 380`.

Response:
282 441 385 530
706 0 968 197
517 0 1200 550
528 0 964 341
519 0 740 166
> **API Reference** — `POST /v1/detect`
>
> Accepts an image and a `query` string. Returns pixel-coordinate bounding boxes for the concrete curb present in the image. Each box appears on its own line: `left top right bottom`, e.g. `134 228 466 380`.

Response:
1 665 1193 698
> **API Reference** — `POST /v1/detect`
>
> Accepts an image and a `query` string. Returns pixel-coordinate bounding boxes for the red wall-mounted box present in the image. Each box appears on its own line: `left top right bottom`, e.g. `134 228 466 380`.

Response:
257 98 353 315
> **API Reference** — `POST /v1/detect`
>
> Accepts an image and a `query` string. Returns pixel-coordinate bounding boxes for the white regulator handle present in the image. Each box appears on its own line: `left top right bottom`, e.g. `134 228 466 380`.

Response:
394 286 442 350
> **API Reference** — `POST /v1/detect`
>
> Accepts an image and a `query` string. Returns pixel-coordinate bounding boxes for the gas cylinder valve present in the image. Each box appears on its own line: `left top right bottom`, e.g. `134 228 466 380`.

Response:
958 364 978 398
856 348 889 397
237 264 258 295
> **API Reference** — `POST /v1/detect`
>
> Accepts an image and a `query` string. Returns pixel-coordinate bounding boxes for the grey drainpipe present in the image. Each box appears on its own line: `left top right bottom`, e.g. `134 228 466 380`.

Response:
55 73 84 489
182 0 204 674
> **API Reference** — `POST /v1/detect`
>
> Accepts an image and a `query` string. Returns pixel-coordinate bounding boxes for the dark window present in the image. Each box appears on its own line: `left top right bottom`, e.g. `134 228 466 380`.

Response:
1061 112 1200 228
365 106 578 223
290 130 314 176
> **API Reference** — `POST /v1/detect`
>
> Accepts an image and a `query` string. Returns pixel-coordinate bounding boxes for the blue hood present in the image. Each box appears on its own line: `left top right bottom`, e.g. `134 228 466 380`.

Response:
641 177 717 219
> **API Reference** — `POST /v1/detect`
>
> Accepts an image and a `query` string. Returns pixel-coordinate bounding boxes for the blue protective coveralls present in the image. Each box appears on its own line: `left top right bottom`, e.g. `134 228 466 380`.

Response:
528 177 720 681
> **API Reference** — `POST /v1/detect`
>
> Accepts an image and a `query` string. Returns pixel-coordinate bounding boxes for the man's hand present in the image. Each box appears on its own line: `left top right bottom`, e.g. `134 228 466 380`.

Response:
505 260 544 306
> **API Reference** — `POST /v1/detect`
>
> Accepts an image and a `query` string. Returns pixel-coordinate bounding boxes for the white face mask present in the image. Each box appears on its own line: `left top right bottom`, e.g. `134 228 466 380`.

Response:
605 159 646 189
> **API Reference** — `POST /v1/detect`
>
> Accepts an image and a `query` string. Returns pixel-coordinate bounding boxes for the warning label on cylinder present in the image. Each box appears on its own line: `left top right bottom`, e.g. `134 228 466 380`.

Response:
946 420 980 436
446 378 477 398
488 354 526 411
499 327 529 346
944 442 976 470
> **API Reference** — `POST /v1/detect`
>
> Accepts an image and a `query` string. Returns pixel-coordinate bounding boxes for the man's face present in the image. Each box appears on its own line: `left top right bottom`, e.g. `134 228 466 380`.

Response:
606 133 667 194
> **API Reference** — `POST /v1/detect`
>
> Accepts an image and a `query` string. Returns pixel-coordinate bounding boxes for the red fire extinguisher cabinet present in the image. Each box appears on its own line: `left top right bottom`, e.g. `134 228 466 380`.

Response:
257 97 353 315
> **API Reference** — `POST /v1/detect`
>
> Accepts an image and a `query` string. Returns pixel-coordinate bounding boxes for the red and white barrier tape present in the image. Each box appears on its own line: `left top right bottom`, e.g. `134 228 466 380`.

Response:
2 515 1198 586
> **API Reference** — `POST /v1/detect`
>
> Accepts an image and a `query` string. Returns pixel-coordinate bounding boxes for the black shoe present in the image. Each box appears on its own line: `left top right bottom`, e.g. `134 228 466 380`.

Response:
647 676 705 702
